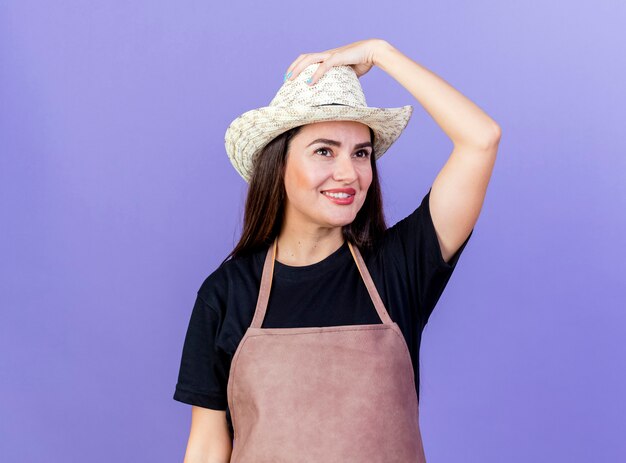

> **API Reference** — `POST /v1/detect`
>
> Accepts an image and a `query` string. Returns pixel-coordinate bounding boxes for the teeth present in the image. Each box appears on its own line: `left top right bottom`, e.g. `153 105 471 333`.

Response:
323 191 351 199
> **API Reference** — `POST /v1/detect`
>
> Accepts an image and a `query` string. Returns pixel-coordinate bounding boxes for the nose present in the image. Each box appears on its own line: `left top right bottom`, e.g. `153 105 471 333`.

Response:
332 153 358 183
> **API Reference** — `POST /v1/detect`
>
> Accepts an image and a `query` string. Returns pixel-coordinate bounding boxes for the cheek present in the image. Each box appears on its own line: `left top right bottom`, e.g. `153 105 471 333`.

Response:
357 164 374 189
288 160 327 192
293 168 314 191
285 160 322 199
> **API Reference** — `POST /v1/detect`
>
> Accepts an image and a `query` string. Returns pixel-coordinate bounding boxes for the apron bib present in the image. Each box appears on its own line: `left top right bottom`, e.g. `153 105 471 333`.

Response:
227 237 427 462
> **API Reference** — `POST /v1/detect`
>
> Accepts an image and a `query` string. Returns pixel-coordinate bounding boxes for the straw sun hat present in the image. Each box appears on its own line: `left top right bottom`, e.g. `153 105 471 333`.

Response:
224 63 414 183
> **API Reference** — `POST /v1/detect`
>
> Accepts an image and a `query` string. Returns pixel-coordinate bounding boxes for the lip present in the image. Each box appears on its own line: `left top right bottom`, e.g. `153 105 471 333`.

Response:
321 188 356 205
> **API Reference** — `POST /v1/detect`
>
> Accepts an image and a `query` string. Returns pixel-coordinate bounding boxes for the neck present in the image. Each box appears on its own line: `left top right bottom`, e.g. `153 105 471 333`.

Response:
275 227 345 267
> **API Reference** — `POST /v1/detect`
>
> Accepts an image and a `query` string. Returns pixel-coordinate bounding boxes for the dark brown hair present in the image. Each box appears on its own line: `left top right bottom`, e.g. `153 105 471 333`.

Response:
221 124 387 265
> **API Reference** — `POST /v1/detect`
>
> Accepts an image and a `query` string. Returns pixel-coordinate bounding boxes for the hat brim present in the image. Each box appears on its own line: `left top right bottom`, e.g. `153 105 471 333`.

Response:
225 104 414 183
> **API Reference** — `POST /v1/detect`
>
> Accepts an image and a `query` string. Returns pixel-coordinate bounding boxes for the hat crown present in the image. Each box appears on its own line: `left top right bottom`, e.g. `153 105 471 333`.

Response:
268 64 367 108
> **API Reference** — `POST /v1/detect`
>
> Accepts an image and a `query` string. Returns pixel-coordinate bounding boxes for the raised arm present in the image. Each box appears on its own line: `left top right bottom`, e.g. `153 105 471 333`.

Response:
374 40 500 263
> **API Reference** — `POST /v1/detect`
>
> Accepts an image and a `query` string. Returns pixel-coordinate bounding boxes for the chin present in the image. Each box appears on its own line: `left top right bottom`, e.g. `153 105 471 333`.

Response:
322 212 358 228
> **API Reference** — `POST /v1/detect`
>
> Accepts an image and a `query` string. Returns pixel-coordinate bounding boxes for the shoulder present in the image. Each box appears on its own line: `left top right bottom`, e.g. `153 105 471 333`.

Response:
361 190 430 263
196 245 268 313
383 189 430 242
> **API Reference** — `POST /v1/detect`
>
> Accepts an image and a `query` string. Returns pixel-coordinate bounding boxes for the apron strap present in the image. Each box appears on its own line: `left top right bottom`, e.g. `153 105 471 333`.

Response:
347 240 393 325
251 236 393 328
250 237 278 328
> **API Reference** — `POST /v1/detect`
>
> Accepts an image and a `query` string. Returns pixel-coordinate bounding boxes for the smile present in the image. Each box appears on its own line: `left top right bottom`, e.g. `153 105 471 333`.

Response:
322 191 352 199
321 191 355 205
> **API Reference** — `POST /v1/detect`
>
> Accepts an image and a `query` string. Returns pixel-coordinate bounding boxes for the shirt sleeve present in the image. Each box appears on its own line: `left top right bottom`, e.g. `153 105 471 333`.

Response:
381 186 473 329
173 292 231 410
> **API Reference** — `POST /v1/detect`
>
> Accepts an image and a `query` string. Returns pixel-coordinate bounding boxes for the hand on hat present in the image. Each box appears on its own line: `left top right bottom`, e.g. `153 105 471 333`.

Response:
284 38 392 87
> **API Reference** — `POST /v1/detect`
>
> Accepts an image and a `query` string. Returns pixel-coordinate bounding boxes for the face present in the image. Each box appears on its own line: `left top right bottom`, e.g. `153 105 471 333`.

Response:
283 120 373 231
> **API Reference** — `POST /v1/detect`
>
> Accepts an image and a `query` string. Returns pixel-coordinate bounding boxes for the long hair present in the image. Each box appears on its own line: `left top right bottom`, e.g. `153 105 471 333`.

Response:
221 124 388 264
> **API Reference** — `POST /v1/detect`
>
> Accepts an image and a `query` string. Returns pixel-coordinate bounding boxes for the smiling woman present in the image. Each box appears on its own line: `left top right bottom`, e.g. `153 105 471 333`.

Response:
221 118 386 264
281 121 376 260
174 42 485 462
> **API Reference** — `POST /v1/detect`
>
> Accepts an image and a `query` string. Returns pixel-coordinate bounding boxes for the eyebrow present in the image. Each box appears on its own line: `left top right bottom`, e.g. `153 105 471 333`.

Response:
305 138 373 149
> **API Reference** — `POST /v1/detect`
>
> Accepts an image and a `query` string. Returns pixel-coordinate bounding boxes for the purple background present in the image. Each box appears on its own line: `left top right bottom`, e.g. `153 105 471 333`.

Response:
1 1 625 461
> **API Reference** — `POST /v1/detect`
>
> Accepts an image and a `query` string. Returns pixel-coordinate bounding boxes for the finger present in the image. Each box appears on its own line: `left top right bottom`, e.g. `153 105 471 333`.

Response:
306 55 338 86
284 53 310 81
286 52 329 82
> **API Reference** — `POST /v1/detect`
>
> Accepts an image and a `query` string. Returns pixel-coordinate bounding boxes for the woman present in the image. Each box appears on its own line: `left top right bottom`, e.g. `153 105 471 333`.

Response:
174 38 500 462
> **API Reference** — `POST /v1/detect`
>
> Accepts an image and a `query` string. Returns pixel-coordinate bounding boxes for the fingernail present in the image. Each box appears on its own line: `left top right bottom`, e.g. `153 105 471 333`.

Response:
306 77 312 84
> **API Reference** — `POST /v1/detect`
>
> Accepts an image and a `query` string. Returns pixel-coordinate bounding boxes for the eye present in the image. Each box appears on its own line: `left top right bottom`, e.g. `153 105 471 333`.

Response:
315 147 332 157
315 147 371 158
